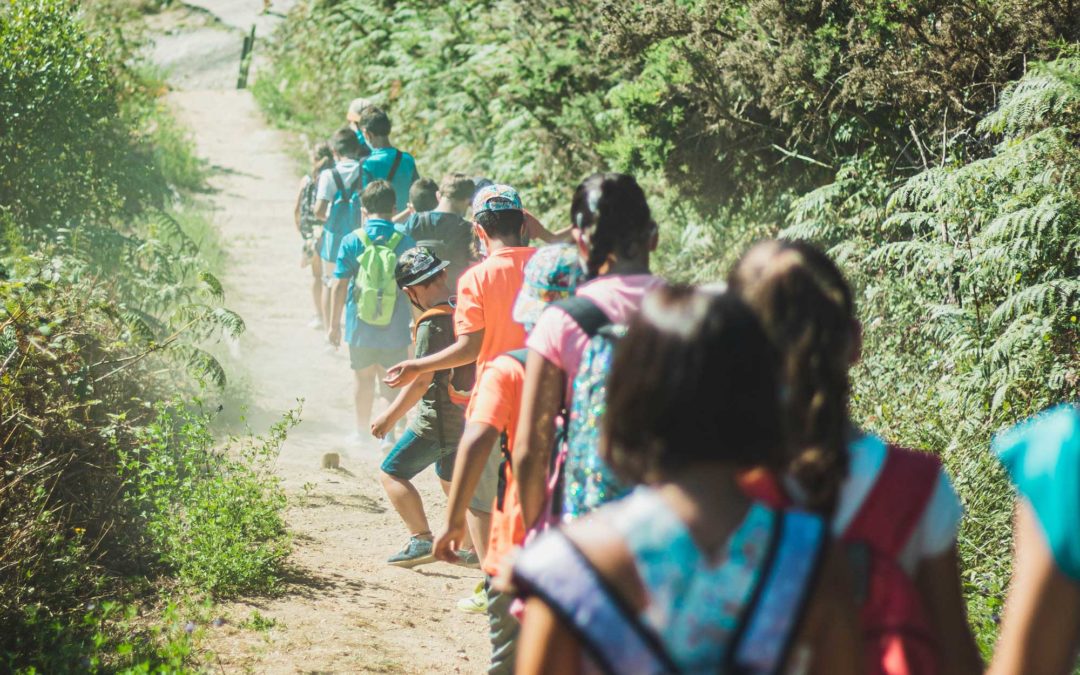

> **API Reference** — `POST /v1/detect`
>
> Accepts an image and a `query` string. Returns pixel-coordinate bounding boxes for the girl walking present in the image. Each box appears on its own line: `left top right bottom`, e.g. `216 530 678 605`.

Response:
293 142 335 329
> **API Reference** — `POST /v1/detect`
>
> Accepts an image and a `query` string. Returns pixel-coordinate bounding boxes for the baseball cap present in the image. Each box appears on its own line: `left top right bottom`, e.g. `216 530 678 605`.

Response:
512 244 587 328
395 248 450 288
472 184 522 216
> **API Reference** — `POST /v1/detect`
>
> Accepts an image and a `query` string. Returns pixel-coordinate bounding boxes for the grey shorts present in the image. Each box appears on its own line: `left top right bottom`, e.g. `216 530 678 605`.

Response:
469 438 502 514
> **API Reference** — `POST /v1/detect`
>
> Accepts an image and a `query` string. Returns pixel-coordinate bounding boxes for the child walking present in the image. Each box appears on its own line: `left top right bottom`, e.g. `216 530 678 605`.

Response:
432 244 586 674
369 248 478 567
513 173 660 528
328 181 415 446
511 286 862 675
729 240 981 675
294 142 334 329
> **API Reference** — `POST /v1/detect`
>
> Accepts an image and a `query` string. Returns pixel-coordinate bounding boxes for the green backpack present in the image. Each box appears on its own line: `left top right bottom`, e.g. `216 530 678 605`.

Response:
354 230 404 326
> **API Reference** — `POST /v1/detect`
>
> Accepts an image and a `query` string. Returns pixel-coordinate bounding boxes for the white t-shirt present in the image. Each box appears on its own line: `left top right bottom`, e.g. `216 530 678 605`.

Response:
830 433 963 574
315 158 362 203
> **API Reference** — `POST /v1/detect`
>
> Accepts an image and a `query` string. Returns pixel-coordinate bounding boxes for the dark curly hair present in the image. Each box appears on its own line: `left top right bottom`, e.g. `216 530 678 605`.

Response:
570 173 654 278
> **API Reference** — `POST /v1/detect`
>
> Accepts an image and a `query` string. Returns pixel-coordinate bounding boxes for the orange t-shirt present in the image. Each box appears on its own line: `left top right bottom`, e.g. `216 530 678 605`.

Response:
454 246 535 415
467 354 526 577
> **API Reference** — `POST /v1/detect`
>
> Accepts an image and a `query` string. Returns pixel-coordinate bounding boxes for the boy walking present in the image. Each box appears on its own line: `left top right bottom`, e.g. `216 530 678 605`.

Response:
402 173 478 288
315 128 367 331
329 180 415 445
357 107 419 214
385 184 536 609
369 249 479 567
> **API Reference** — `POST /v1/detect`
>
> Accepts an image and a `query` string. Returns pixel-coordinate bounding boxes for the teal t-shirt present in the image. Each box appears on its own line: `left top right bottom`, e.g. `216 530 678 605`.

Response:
362 146 418 213
333 219 415 350
996 403 1080 580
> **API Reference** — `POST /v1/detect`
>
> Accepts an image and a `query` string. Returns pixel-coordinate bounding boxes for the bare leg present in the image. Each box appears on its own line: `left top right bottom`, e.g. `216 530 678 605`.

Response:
439 479 474 552
381 471 431 537
353 366 378 434
310 255 324 324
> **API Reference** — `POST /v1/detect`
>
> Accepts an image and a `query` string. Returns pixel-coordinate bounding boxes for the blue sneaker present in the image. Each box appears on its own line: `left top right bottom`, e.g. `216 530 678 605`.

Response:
387 536 435 569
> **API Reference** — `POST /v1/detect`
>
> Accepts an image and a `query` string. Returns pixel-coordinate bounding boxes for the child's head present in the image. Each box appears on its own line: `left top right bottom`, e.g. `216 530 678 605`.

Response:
472 184 525 245
358 107 392 140
395 248 451 310
310 142 334 178
602 285 783 483
331 127 365 160
570 173 657 278
346 97 374 128
512 244 587 333
727 239 857 512
439 173 476 213
361 180 396 218
409 178 439 213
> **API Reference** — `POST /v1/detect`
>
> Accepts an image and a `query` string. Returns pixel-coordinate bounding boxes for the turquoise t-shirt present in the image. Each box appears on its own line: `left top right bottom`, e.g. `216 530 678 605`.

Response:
995 403 1080 580
333 219 415 350
362 146 418 213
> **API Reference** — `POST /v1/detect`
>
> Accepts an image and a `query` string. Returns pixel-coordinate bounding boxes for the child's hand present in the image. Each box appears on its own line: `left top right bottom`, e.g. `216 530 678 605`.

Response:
370 413 393 439
433 522 467 563
327 325 342 347
384 360 419 388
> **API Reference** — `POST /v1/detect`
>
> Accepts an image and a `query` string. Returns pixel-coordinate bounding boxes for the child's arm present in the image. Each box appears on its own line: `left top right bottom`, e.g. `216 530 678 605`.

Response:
371 372 433 439
515 597 583 675
384 330 483 388
513 350 566 527
432 421 500 562
294 177 305 231
523 209 572 244
327 277 349 346
392 205 414 224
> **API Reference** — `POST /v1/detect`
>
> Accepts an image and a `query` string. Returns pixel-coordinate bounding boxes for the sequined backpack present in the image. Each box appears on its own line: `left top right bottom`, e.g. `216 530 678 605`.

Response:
554 296 630 521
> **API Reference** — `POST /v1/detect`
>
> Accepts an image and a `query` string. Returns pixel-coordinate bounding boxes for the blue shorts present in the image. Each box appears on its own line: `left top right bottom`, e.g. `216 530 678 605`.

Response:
349 344 408 371
381 428 456 482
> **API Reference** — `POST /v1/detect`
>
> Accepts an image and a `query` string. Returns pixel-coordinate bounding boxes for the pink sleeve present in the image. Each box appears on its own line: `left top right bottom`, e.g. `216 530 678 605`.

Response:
526 307 585 377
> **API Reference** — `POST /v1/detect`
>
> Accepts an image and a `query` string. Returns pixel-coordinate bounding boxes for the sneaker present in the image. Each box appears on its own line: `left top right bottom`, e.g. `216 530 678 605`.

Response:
387 536 436 569
456 581 488 614
307 316 324 330
344 432 367 447
453 549 481 569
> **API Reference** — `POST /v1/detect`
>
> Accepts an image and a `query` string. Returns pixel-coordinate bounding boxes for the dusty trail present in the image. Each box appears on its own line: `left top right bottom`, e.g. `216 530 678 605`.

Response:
151 2 488 672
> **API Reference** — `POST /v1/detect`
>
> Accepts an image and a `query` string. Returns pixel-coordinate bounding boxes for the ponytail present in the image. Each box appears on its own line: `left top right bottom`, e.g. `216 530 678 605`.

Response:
570 173 654 278
729 240 855 513
311 142 334 181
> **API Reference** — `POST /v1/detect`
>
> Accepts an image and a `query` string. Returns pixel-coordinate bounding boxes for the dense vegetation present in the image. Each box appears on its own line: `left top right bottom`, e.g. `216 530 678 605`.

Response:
258 0 1079 654
0 1 290 670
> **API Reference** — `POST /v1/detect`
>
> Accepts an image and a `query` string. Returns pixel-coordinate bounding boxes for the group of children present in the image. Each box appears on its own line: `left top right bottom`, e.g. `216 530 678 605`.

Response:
292 99 1080 674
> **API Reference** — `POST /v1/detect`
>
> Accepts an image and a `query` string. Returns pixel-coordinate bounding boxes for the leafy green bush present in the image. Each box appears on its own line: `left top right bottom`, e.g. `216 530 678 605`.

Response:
122 404 295 596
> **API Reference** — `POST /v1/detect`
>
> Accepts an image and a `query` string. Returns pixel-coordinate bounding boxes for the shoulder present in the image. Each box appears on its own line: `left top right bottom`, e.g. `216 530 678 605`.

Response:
339 231 362 251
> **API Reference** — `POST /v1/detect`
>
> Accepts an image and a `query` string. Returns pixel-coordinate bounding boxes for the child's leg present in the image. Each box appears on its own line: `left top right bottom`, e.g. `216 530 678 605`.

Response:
321 261 335 330
437 459 474 552
486 575 520 675
380 429 439 536
351 363 378 434
310 255 324 323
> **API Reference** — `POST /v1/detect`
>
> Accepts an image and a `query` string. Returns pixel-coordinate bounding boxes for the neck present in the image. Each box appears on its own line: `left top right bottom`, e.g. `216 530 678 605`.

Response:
604 256 650 276
654 464 750 556
436 197 462 215
423 293 452 310
367 136 391 149
485 236 523 254
368 213 392 222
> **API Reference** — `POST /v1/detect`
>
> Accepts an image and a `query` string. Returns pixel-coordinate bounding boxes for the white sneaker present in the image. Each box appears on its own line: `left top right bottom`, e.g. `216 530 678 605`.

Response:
344 432 367 447
307 317 324 330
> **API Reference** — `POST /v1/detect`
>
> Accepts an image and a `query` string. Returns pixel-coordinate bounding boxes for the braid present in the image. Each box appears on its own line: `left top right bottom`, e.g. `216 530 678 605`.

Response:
571 173 653 278
729 240 855 513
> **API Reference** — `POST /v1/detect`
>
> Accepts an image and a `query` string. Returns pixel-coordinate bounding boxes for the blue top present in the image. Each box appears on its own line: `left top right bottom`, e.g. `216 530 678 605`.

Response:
362 146 418 213
354 129 370 155
334 218 416 350
996 403 1080 581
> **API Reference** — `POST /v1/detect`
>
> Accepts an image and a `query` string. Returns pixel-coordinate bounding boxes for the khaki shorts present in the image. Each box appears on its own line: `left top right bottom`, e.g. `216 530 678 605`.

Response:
469 438 502 514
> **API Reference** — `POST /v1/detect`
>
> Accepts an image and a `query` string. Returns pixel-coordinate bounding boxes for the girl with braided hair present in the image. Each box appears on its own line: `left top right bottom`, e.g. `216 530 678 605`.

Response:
730 240 982 675
513 173 660 530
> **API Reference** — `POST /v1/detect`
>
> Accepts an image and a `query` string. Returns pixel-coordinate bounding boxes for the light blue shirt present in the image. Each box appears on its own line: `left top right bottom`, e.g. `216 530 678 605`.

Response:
362 146 418 213
334 219 415 350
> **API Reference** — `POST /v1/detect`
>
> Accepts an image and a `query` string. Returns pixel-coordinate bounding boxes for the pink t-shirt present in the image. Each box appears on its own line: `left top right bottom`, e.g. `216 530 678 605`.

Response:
526 274 661 402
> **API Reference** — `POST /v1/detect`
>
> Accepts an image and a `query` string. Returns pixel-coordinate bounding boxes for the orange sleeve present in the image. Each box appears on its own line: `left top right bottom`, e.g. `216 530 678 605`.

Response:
454 267 485 336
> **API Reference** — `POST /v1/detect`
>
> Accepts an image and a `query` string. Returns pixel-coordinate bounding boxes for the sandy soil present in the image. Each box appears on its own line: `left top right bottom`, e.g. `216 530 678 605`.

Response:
150 2 489 672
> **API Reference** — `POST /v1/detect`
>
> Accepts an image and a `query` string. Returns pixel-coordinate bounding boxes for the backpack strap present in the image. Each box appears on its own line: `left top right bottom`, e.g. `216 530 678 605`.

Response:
732 509 828 675
512 530 679 675
412 304 455 343
346 172 362 197
357 230 373 249
386 149 404 183
552 296 611 338
331 168 347 198
387 231 404 250
843 445 941 557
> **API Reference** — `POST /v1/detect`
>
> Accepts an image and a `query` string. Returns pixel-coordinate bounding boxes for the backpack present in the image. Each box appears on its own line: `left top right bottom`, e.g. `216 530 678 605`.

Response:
412 305 475 407
741 444 943 675
512 508 829 675
353 230 404 327
299 176 321 239
409 211 477 287
327 168 362 236
555 296 628 521
362 149 407 208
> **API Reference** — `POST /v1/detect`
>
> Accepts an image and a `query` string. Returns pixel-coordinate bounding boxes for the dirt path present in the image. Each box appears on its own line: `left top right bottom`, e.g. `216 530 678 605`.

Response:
151 2 488 672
